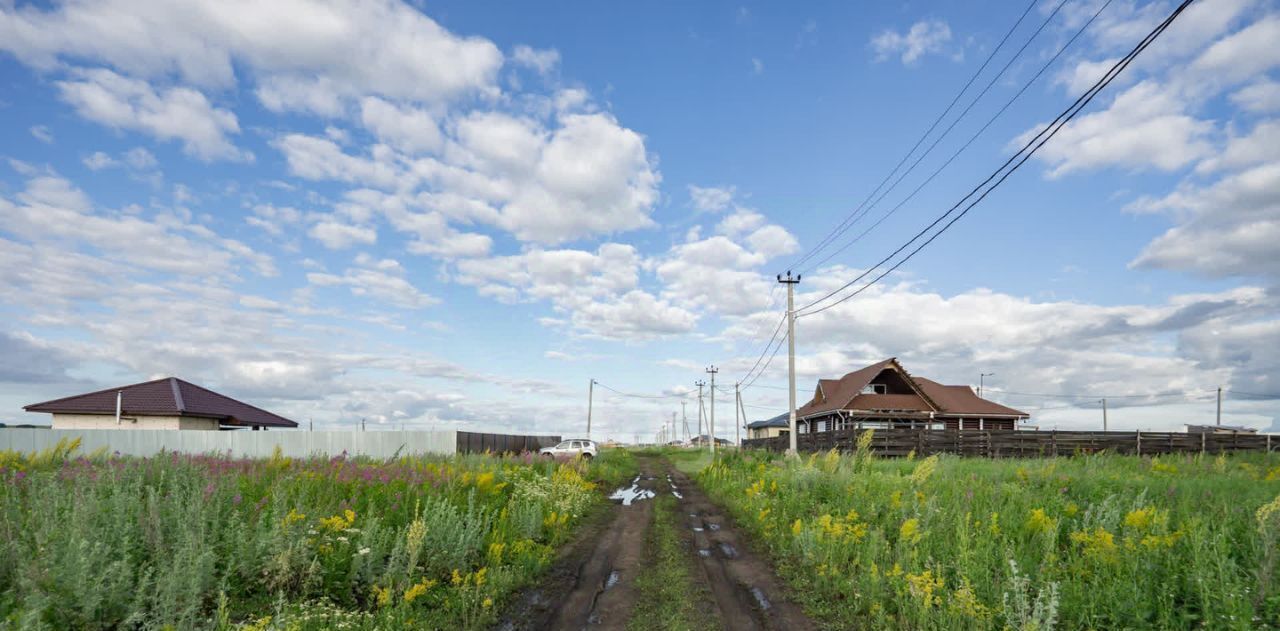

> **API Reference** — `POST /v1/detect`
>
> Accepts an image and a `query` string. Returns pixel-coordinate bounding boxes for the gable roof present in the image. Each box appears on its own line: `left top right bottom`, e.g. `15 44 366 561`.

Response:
797 358 941 418
796 359 1028 419
24 377 298 428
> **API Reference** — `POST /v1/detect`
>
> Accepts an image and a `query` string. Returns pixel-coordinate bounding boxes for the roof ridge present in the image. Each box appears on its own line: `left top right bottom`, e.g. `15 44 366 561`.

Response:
22 376 174 410
169 377 185 413
174 378 295 425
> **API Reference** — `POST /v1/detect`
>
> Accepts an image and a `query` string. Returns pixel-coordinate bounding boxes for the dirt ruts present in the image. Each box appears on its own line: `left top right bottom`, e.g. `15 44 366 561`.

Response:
496 454 813 631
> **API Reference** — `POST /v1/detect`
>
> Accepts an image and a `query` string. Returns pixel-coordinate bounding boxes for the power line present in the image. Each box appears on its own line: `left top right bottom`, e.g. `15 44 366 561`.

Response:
734 312 787 386
788 0 1042 271
740 330 787 392
594 382 692 400
1230 389 1280 399
796 0 1192 317
986 388 1214 400
799 0 1103 275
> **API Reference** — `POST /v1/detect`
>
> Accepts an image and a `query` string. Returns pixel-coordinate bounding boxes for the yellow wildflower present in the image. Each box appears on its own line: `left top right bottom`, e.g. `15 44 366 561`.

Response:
1123 507 1159 531
372 585 391 608
403 578 437 604
900 518 922 545
791 519 803 536
474 567 487 587
483 597 493 609
1070 527 1117 559
1064 502 1080 518
909 455 939 485
282 508 306 527
1026 508 1056 534
905 569 944 606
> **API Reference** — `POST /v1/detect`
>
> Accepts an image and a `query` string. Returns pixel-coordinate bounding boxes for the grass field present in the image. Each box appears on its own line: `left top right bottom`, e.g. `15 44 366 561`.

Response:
690 441 1280 630
0 439 634 630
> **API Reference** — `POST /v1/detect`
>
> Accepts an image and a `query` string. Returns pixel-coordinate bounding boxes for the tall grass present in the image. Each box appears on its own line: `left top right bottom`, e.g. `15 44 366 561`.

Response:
696 445 1280 629
0 440 634 630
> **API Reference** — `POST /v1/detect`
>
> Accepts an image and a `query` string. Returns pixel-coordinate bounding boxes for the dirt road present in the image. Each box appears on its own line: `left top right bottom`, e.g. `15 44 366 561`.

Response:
498 455 813 631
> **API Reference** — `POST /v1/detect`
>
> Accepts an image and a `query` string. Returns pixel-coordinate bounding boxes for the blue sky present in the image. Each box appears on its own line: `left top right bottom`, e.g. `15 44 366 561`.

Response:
1 0 1278 441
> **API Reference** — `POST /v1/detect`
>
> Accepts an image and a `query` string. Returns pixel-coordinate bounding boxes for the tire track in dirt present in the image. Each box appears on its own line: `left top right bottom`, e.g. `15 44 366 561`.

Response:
497 455 813 631
668 465 815 631
498 457 661 631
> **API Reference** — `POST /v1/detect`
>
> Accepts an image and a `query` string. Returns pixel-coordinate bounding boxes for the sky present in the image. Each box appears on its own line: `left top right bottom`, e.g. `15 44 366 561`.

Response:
1 0 1278 442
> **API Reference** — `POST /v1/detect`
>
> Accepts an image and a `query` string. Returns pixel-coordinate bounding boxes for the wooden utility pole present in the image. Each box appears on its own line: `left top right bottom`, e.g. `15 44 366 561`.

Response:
586 379 596 439
706 365 719 456
695 380 706 442
737 381 747 445
778 272 801 456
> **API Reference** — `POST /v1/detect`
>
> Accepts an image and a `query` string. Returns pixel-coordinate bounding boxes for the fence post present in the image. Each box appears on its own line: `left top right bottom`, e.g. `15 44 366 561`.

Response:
1201 432 1206 454
1136 430 1142 456
1268 434 1272 453
1051 430 1057 458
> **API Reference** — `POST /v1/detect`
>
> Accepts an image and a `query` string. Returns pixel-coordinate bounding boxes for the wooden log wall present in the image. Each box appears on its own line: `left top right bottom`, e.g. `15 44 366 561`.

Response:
741 429 1273 458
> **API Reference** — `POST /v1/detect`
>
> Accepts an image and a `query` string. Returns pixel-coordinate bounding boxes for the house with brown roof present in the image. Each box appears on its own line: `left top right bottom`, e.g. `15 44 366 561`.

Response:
24 377 298 431
791 358 1028 434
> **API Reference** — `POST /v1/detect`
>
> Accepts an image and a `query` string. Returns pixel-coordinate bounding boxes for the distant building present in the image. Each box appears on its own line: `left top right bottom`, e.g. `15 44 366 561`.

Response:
787 358 1029 434
1186 424 1257 435
747 413 790 440
689 434 732 446
24 377 298 431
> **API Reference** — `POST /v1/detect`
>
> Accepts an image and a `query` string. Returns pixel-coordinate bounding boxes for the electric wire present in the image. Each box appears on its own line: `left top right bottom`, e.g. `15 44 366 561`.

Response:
795 0 1193 317
799 0 1105 275
788 0 1042 271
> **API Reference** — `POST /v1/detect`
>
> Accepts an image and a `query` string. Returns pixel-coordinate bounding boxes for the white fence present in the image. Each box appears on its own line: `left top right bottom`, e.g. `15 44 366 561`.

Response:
0 429 458 459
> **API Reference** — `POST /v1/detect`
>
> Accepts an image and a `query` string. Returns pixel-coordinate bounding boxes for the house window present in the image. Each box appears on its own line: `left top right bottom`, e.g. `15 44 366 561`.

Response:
816 420 827 433
861 384 887 395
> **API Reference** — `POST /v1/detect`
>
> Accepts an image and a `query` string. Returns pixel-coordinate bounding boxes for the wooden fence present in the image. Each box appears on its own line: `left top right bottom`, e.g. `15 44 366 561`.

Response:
742 428 1275 458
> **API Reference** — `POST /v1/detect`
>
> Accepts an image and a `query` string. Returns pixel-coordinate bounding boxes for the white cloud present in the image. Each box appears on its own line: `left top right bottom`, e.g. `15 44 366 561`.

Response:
55 68 247 161
307 254 435 309
359 96 443 154
751 58 764 75
29 125 52 143
512 45 560 75
1024 80 1213 177
123 147 157 170
82 151 118 170
1231 79 1280 113
1196 119 1280 173
0 174 273 278
1130 161 1280 280
689 185 735 212
0 0 503 108
871 19 952 65
309 218 378 250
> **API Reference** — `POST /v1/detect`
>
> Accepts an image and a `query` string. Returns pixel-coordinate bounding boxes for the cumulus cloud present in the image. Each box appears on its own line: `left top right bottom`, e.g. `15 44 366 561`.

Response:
56 68 247 161
870 19 952 65
512 45 560 75
0 0 503 108
307 254 435 309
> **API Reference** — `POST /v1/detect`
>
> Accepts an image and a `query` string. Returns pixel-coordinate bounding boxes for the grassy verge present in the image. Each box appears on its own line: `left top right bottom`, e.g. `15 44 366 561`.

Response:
0 439 636 630
696 445 1280 630
627 493 718 631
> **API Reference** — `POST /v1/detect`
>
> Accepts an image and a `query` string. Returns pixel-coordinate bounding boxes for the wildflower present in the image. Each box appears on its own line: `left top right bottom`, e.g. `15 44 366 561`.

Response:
1123 507 1160 531
483 597 493 609
910 455 939 485
950 577 991 620
890 490 903 510
474 567 487 586
1070 527 1117 558
757 508 771 522
1026 508 1056 534
488 542 506 564
282 508 307 527
900 518 922 545
372 585 391 608
357 547 371 556
792 519 803 536
905 569 944 606
451 569 464 586
403 578 437 604
1064 502 1080 518
1257 492 1280 529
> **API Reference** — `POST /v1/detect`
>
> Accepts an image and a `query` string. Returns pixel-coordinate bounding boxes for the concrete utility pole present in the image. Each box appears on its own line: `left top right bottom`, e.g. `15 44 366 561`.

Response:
706 365 719 456
738 389 748 444
778 271 801 456
979 372 995 398
1217 386 1222 426
695 380 707 441
681 401 689 442
1101 398 1108 432
737 381 747 445
671 412 677 445
586 378 596 439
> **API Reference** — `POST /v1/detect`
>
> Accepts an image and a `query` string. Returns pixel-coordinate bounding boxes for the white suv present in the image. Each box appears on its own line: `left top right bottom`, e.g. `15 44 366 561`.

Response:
540 439 598 460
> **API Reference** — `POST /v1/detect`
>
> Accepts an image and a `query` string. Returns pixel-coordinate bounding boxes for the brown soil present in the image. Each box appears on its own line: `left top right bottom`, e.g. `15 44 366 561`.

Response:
495 455 814 631
668 466 815 631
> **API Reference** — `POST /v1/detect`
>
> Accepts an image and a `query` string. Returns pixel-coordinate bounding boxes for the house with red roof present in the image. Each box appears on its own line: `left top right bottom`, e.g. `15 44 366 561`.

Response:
24 377 298 431
785 358 1028 436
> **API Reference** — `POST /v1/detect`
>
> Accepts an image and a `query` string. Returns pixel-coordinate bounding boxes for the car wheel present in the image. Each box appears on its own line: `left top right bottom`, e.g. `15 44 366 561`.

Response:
581 452 593 461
